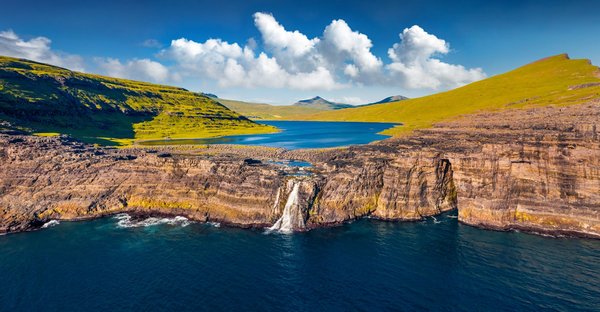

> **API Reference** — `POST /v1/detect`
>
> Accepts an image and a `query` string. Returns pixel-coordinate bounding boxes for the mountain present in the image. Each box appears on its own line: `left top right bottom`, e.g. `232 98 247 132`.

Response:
201 92 218 98
219 95 409 119
0 56 275 145
217 98 322 120
294 54 600 135
371 95 409 104
293 96 354 110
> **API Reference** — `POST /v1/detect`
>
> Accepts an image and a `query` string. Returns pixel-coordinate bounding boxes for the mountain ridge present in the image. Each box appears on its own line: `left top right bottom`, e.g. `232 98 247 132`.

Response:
292 96 354 110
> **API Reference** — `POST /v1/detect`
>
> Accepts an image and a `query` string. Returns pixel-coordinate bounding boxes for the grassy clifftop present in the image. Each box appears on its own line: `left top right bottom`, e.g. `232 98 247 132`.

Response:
0 56 275 145
295 54 600 135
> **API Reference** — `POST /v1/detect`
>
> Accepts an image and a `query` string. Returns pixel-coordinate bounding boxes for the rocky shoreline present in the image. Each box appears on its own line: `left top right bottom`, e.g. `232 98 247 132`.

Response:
1 101 599 237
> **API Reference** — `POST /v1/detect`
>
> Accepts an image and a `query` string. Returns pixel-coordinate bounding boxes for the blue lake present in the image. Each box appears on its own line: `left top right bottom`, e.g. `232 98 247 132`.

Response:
1 213 599 311
140 121 398 149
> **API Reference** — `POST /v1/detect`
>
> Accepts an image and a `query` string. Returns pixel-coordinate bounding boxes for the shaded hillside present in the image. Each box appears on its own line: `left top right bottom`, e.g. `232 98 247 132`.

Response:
0 56 275 145
295 54 600 135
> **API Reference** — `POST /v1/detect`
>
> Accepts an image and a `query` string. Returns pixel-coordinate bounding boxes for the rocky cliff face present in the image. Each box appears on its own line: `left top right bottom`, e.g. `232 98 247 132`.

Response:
0 136 288 233
1 101 598 237
373 101 600 237
444 103 600 237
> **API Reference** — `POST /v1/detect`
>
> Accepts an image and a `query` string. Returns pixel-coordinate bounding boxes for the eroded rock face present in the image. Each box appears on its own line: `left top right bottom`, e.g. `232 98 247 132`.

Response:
380 102 600 237
0 137 287 232
1 102 599 237
443 104 600 237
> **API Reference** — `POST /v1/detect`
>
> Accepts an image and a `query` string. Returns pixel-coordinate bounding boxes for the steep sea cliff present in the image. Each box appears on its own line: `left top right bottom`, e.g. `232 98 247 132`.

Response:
1 101 599 237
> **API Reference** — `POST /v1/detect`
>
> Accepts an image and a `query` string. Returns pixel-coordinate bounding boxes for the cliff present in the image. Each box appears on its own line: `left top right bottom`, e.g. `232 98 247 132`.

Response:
1 101 599 237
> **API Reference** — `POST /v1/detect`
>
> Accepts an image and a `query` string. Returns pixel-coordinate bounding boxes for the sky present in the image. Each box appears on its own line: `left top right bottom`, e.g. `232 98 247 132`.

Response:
1 0 599 104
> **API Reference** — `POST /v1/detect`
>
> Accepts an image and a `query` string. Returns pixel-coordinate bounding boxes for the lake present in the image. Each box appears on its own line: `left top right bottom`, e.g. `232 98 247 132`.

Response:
139 121 398 149
1 212 599 311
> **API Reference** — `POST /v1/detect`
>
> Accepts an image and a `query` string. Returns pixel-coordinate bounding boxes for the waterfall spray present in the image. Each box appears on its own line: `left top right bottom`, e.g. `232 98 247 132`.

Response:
268 182 305 233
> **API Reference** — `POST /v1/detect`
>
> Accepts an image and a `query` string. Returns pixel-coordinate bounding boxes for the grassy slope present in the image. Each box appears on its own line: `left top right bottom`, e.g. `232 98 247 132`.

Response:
294 54 600 135
0 56 275 145
217 98 322 120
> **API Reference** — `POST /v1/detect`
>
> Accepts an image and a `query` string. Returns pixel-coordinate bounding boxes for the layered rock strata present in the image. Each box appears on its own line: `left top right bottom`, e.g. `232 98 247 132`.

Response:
0 102 598 237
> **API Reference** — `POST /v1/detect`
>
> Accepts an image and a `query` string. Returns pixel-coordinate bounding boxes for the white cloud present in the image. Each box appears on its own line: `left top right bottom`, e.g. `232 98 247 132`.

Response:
252 12 322 74
0 29 85 71
0 16 486 92
253 12 319 58
343 64 359 77
321 20 382 73
161 35 342 90
95 58 171 83
386 25 486 89
161 14 484 91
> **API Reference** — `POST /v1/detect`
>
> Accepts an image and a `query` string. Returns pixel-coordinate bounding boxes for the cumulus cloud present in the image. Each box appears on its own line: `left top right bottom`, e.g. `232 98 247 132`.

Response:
0 29 85 71
254 12 318 58
321 20 382 75
0 15 486 91
161 34 342 90
95 58 171 83
386 25 486 89
161 13 484 91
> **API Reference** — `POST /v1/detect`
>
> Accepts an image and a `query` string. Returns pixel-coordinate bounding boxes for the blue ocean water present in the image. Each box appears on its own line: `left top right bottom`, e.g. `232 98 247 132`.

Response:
1 213 599 311
139 121 398 149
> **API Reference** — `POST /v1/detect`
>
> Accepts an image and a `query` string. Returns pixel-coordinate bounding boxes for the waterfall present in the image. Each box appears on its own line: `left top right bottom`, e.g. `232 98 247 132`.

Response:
268 182 305 233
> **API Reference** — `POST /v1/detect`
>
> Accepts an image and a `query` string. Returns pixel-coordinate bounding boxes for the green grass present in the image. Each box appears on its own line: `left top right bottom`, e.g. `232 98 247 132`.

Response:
217 98 323 120
0 56 276 145
294 54 600 135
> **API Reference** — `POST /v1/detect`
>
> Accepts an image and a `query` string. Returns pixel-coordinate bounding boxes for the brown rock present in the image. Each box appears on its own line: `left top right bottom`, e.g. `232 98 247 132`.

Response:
0 102 598 238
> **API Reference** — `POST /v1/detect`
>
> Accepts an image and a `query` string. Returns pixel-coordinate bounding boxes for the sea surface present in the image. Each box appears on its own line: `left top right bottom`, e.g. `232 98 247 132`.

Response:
139 121 398 149
1 212 599 311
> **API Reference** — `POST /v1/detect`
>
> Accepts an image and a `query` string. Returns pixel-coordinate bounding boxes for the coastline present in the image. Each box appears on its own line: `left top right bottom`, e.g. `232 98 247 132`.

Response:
1 101 599 238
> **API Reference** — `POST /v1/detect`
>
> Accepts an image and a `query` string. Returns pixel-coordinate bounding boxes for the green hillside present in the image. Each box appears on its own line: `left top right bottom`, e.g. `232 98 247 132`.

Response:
295 54 600 135
0 56 275 145
217 98 322 120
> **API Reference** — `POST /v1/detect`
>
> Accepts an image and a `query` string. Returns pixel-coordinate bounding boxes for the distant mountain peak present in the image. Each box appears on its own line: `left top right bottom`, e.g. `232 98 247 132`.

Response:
201 92 218 98
293 96 353 110
297 96 330 104
371 95 408 104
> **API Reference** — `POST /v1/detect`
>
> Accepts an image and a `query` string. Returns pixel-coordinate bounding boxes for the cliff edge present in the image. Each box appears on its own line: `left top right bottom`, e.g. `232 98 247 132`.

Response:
1 101 598 237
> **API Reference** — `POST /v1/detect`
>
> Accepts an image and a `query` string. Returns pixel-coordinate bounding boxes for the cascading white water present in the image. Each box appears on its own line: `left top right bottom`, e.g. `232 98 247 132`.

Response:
268 182 305 233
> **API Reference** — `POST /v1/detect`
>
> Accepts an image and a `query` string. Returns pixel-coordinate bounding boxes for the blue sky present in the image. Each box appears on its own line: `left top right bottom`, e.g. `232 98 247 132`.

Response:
1 0 599 104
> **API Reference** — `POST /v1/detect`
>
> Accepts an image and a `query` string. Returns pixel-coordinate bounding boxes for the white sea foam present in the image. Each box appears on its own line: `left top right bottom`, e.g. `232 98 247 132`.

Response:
432 216 441 224
114 214 191 228
208 222 221 228
41 220 60 228
446 215 458 219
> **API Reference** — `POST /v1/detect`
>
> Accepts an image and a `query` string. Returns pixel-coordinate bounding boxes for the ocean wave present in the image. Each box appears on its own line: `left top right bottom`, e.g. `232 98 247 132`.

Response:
114 214 191 228
207 222 221 228
41 220 60 228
